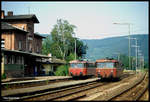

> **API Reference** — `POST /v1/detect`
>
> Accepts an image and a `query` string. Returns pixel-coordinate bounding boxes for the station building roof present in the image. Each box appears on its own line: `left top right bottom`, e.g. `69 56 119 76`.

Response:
2 14 39 23
1 22 28 33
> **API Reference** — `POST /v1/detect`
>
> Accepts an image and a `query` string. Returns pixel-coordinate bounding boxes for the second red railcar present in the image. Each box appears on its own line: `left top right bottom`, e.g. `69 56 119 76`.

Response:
95 59 124 79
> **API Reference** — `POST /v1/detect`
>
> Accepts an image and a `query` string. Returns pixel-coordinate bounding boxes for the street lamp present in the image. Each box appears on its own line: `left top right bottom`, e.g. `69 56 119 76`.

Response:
113 23 132 70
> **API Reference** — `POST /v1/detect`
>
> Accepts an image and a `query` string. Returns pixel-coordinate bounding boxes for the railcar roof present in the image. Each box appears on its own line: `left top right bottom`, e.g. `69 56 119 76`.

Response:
69 60 88 63
96 59 118 63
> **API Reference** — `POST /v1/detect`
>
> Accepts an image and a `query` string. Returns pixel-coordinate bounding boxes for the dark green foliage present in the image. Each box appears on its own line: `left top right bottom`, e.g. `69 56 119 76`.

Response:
1 73 6 79
54 65 69 76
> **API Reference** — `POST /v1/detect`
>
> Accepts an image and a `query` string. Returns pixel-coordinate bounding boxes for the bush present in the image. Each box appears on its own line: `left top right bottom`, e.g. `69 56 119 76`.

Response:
1 73 6 80
66 53 76 62
54 65 69 76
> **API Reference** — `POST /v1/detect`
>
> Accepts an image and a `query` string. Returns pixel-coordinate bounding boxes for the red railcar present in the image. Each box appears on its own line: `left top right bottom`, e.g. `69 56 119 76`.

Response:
69 60 96 77
95 59 124 79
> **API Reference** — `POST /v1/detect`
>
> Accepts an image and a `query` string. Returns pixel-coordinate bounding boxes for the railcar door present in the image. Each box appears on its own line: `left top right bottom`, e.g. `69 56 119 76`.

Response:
115 62 124 77
87 63 96 76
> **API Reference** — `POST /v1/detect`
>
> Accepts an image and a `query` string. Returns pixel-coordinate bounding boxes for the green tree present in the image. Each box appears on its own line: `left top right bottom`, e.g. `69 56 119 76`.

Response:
119 54 137 70
42 35 52 55
42 19 88 61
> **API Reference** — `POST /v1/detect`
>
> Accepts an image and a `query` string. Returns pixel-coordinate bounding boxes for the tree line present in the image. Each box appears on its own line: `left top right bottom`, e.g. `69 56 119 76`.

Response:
117 54 148 70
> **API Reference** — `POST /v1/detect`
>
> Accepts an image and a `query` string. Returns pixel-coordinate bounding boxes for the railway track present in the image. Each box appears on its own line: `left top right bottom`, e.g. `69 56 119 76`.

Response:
2 72 137 101
2 78 99 101
24 81 107 101
24 72 133 101
110 72 148 101
75 72 148 101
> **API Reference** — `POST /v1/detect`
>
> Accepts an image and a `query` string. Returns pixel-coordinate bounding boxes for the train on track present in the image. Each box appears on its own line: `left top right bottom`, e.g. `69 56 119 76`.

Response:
69 59 124 79
69 60 96 78
95 59 124 79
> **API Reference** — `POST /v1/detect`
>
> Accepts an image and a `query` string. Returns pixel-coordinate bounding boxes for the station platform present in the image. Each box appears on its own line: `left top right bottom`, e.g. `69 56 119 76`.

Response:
2 76 72 85
2 78 99 97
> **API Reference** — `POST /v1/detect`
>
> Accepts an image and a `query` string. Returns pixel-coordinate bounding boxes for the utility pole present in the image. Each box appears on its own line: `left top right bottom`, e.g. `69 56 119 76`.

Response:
143 56 144 68
131 38 138 74
113 23 132 70
128 24 131 70
138 52 142 70
74 34 76 60
28 6 30 14
138 48 142 70
114 52 120 61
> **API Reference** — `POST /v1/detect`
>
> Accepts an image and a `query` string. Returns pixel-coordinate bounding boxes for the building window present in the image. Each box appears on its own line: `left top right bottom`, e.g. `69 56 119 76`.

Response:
18 56 22 64
4 55 7 64
19 41 22 50
37 45 39 53
1 39 5 48
14 55 17 64
22 56 24 64
12 55 15 64
16 56 19 64
7 55 11 64
29 43 32 52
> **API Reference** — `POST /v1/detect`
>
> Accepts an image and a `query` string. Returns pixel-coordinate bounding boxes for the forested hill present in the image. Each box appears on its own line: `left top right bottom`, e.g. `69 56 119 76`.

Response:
40 34 148 62
82 34 148 62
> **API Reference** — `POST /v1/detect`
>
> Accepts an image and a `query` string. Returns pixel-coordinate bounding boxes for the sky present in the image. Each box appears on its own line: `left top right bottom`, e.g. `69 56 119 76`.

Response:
2 1 149 39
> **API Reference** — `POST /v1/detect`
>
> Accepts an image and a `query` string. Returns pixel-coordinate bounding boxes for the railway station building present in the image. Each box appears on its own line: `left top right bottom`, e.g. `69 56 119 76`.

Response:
1 10 52 78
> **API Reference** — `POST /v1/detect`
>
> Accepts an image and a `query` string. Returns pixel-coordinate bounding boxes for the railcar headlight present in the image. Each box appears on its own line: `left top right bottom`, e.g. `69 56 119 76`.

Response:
98 70 100 72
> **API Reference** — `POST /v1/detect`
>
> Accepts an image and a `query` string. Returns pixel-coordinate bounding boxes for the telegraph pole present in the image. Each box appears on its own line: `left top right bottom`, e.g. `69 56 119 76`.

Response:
143 56 144 68
113 23 132 70
28 6 30 14
128 24 131 70
114 52 120 61
138 47 141 70
75 34 76 60
131 38 138 74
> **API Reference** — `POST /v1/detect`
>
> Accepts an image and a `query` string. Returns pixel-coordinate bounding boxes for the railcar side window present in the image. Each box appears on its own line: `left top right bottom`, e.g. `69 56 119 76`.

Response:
70 63 84 68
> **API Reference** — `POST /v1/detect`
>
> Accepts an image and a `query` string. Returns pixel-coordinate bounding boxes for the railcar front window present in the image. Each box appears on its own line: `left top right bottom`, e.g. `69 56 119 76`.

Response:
97 63 105 68
97 62 114 68
106 63 114 68
70 63 84 68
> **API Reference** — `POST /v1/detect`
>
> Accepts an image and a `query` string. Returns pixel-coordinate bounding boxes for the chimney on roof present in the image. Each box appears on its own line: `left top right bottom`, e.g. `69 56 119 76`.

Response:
1 10 5 19
7 11 13 16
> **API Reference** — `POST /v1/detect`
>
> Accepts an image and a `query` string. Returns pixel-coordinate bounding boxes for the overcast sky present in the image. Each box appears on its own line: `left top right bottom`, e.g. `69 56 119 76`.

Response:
2 1 148 39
